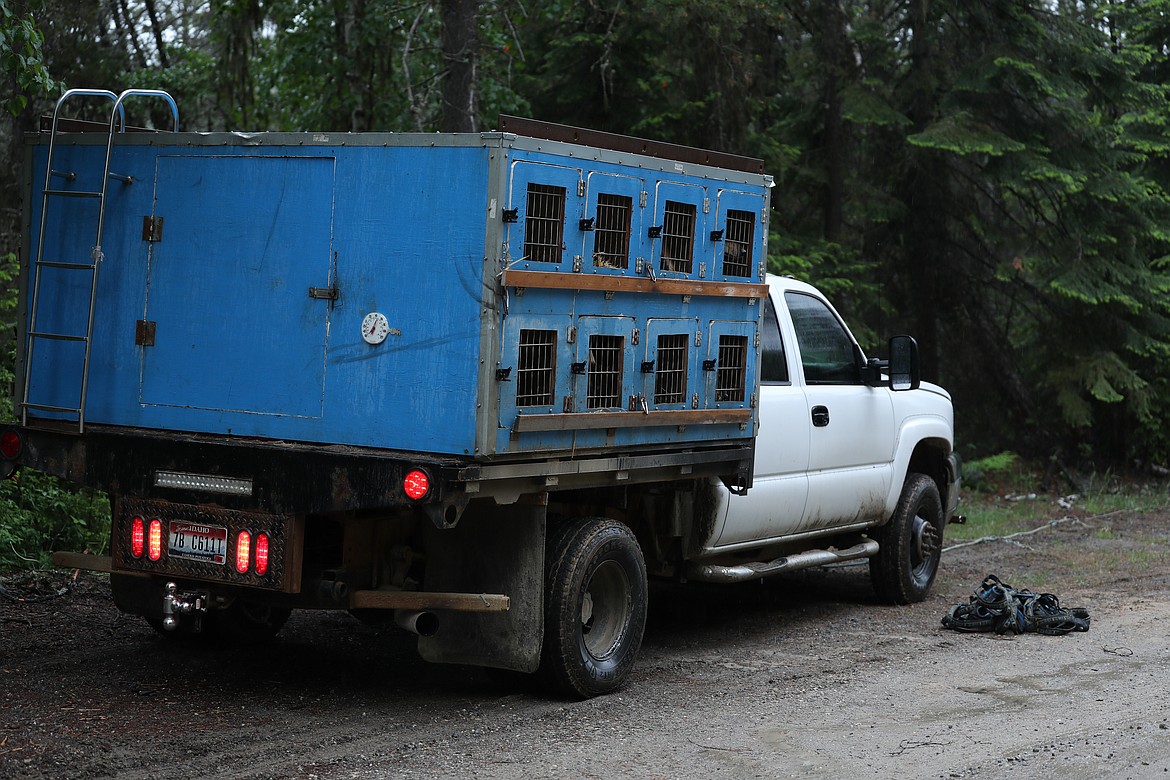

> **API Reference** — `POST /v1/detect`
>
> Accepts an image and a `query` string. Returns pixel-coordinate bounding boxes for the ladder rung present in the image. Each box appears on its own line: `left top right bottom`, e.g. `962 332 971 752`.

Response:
38 260 97 270
44 189 101 198
29 331 88 343
22 402 81 415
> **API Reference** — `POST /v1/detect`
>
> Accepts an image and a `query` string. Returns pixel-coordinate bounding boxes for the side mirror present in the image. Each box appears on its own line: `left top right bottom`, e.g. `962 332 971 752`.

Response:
888 335 920 391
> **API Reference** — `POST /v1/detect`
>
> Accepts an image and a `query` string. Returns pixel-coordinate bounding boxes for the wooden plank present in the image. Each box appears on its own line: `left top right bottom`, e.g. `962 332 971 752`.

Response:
349 590 511 612
513 407 752 433
501 269 768 299
51 551 115 573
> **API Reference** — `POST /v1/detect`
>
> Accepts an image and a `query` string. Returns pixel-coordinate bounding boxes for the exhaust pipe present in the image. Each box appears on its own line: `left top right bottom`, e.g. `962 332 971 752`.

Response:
685 540 879 584
395 609 439 637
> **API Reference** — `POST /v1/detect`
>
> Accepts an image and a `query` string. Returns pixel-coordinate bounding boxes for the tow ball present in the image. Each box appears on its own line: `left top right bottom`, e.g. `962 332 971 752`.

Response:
162 581 208 630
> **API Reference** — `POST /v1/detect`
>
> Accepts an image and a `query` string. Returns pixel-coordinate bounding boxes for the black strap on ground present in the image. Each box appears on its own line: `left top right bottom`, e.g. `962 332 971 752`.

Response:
941 574 1090 636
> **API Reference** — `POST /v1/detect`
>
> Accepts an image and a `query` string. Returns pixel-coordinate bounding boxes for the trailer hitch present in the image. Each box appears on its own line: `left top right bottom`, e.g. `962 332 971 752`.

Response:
161 581 208 630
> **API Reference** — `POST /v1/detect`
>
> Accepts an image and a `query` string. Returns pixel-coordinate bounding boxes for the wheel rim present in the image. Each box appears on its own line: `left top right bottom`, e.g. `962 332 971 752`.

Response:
580 559 632 661
910 511 940 582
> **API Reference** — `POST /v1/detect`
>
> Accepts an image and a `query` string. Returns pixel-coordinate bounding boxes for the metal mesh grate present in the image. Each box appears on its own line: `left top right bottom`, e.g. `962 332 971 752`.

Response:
715 335 748 402
654 334 688 404
587 334 624 409
660 200 695 273
524 183 566 262
516 329 556 406
723 209 754 277
593 193 632 268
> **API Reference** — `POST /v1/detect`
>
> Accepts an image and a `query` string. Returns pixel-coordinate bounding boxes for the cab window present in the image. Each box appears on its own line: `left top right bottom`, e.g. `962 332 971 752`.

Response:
761 296 789 383
784 291 860 385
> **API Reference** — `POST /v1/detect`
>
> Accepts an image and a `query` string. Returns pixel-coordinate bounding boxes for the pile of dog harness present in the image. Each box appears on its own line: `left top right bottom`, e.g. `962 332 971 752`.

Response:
941 574 1090 635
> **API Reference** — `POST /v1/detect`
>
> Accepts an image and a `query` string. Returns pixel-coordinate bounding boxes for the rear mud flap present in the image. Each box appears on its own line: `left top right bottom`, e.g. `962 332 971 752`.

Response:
418 502 544 673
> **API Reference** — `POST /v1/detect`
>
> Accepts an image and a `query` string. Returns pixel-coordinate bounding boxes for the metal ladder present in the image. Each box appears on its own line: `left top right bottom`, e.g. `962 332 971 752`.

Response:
21 88 179 433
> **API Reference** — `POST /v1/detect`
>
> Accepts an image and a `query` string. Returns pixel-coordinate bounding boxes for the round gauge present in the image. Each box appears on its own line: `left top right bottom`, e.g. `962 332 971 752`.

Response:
361 312 391 345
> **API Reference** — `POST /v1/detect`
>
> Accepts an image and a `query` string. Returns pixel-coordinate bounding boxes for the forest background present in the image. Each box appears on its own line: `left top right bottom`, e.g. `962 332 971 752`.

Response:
2 0 1170 564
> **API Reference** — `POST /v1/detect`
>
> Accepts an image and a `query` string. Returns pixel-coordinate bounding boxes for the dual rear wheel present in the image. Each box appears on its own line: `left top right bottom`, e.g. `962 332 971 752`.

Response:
539 517 648 699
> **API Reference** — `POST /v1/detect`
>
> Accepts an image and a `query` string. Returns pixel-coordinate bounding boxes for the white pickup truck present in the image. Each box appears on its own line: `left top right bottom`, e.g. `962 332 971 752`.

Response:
705 273 958 605
7 96 958 700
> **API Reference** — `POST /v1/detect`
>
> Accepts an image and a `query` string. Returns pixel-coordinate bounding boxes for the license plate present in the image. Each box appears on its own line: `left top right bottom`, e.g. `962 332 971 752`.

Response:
168 521 228 565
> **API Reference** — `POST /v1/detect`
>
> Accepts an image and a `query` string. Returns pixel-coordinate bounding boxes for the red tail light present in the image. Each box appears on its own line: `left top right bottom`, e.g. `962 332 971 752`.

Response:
0 430 22 460
235 531 251 574
255 533 270 575
403 469 430 501
130 516 145 558
147 518 163 561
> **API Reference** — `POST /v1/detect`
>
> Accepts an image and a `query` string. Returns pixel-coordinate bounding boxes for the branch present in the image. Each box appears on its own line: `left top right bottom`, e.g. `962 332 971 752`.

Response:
943 514 1085 552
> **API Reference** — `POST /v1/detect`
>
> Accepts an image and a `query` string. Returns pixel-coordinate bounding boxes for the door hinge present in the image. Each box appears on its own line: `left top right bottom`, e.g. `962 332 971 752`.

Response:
142 216 164 243
135 320 156 346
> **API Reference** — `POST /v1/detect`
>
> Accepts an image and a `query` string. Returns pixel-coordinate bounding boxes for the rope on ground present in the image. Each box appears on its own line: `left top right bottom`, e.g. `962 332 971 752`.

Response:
942 515 1084 552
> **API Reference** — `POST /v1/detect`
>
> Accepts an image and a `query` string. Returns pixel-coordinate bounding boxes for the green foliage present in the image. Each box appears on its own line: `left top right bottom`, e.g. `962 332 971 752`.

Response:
0 0 62 115
961 451 1022 493
908 112 1028 156
766 233 882 349
8 0 1170 479
0 253 110 570
0 470 110 569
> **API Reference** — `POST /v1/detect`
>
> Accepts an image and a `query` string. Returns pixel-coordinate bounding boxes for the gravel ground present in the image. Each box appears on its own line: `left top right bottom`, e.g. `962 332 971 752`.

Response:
2 498 1168 779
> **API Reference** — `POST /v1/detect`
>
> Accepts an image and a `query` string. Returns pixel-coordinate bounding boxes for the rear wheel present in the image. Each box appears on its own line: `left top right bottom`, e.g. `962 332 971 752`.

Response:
539 518 648 699
870 473 943 604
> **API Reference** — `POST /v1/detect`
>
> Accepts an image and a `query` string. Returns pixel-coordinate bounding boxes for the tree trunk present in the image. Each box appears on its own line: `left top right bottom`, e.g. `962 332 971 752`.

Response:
441 0 479 133
143 0 170 68
818 1 851 243
212 0 262 128
900 0 943 379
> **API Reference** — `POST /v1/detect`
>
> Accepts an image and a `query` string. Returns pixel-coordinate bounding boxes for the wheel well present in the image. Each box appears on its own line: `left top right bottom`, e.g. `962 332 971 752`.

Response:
547 480 716 577
908 439 952 506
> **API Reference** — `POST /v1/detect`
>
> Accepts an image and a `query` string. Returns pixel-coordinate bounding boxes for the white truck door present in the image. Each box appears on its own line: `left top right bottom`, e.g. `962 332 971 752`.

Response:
714 293 810 546
783 291 896 531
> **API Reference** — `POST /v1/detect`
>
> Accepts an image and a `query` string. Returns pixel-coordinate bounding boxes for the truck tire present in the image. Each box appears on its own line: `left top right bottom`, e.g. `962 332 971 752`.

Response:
870 473 943 605
539 517 648 699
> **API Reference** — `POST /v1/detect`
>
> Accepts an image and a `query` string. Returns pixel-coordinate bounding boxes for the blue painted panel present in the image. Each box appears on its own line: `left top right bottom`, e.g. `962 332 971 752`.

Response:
141 155 334 418
650 181 711 278
581 171 646 275
704 317 760 409
25 134 764 460
503 161 583 272
711 188 766 282
497 311 575 451
642 318 700 411
25 140 488 455
24 143 155 421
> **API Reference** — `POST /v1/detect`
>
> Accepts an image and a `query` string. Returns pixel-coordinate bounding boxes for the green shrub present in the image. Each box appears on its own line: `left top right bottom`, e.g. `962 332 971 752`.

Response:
962 451 1022 493
0 252 111 570
0 470 111 568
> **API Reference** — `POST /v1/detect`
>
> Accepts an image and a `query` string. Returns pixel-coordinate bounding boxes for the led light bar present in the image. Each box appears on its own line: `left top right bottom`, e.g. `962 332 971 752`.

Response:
154 470 254 496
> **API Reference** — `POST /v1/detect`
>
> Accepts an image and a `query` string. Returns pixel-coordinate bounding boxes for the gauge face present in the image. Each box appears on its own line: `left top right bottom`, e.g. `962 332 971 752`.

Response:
361 312 390 345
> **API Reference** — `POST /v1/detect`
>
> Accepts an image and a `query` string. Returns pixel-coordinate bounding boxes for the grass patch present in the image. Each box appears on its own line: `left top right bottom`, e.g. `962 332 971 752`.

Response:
949 455 1170 544
946 458 1170 588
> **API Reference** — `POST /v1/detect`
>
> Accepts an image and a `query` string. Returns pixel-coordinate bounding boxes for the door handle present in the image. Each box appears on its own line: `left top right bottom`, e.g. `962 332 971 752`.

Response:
811 405 830 427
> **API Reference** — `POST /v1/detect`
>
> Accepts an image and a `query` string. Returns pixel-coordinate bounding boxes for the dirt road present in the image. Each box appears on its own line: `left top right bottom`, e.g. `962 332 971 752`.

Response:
3 502 1168 779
